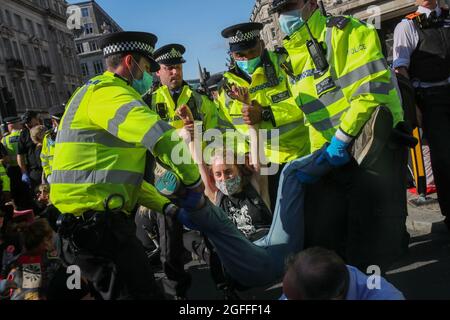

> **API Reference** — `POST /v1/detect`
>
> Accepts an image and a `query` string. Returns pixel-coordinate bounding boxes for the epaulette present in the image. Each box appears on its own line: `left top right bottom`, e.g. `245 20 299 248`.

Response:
406 12 422 20
326 16 350 30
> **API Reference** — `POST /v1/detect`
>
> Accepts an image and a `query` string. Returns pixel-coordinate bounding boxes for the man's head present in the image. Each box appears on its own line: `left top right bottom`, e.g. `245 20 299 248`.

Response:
4 116 22 132
21 111 41 130
48 104 65 129
100 31 159 95
221 22 264 76
269 0 319 36
283 247 349 300
416 0 438 9
154 44 186 90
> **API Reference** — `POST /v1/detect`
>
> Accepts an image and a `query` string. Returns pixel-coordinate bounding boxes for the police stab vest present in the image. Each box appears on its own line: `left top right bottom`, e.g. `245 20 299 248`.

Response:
408 9 450 82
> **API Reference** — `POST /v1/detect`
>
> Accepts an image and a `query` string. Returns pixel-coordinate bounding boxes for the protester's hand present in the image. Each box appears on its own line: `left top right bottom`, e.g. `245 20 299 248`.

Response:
21 173 31 186
242 101 263 125
176 104 194 126
225 84 251 105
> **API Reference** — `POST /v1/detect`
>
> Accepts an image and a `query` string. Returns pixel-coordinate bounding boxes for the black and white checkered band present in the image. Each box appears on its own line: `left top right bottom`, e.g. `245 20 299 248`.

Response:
103 41 154 57
155 48 183 62
229 30 261 44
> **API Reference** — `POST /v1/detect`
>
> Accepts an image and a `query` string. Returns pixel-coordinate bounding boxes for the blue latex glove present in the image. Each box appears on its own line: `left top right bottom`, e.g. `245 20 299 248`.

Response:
179 189 204 211
177 208 200 231
320 136 351 167
21 173 31 186
296 171 320 184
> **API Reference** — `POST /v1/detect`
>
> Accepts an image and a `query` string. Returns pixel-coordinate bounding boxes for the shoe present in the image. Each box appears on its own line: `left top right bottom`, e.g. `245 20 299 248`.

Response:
350 106 393 168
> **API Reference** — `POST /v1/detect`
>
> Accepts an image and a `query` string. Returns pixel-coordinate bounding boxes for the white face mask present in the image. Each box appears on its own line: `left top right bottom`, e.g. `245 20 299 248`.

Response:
216 175 242 196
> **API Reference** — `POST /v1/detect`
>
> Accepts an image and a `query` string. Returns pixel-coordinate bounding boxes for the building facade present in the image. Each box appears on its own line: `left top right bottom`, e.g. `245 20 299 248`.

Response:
250 0 284 51
0 0 82 115
72 1 122 83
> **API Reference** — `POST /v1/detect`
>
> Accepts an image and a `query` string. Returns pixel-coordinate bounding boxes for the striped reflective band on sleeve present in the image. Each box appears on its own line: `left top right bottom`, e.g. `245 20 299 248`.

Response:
107 100 144 136
57 129 136 148
141 120 173 152
52 169 143 185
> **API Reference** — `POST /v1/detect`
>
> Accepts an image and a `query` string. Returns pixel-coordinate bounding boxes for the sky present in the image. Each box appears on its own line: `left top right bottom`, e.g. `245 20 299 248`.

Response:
68 0 256 80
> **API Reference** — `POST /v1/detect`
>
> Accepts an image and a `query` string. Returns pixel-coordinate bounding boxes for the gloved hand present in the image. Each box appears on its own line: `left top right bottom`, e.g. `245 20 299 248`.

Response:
179 189 205 211
21 173 31 186
320 136 351 167
177 208 200 231
296 171 320 184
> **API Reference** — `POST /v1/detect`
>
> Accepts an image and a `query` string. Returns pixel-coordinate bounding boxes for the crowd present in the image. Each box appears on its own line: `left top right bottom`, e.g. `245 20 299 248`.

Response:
1 0 449 301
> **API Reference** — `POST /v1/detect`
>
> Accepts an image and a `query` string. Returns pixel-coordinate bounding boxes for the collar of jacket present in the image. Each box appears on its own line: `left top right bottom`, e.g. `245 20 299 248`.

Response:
283 9 327 48
103 70 131 86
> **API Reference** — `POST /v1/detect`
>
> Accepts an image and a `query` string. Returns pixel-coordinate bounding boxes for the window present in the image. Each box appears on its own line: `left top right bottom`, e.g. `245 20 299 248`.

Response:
21 44 32 66
76 43 84 54
12 41 20 59
14 14 24 31
84 23 94 35
81 63 89 77
12 79 25 107
43 50 49 66
5 10 12 27
271 28 276 39
49 83 58 105
82 8 89 17
93 60 104 74
2 38 13 58
1 76 7 88
89 41 98 51
36 23 45 38
34 47 42 65
20 79 30 107
26 19 35 35
30 79 42 107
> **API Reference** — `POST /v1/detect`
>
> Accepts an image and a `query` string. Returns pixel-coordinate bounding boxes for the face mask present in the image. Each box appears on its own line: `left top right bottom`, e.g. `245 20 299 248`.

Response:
279 9 305 36
216 175 242 196
236 56 261 77
129 58 154 95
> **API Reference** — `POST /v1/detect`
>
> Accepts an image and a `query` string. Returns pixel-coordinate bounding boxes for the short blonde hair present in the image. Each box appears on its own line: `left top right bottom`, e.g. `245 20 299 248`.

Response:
30 125 46 144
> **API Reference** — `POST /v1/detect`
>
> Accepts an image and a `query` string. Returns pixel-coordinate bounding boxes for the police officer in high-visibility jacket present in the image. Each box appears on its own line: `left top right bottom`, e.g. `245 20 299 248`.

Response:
50 32 202 300
270 0 410 270
149 44 218 131
40 105 65 184
1 117 22 180
219 22 310 210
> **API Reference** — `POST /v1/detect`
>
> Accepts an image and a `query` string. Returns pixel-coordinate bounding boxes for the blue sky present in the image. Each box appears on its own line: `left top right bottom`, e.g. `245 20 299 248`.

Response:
69 0 255 79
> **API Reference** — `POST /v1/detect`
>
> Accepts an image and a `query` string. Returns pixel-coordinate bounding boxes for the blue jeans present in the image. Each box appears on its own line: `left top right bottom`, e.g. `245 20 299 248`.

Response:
188 150 332 287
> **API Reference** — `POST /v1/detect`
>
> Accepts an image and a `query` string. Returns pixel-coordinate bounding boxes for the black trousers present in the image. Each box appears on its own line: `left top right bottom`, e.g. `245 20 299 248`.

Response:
305 135 410 271
417 86 450 225
6 165 35 211
60 212 165 300
156 211 191 297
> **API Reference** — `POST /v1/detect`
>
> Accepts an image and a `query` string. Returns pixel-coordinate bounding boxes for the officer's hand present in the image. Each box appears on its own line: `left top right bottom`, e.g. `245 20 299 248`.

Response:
242 101 263 125
319 136 351 167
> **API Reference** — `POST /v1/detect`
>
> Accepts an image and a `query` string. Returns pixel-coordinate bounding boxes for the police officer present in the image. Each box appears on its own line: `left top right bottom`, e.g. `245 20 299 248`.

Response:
50 32 203 300
393 0 450 231
270 0 410 270
40 105 65 184
149 44 218 130
220 22 310 211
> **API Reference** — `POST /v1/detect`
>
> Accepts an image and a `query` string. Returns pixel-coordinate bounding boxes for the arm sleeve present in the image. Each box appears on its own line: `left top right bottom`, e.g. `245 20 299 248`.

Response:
137 180 172 213
392 20 419 69
17 131 26 155
0 164 10 192
88 87 200 186
337 23 404 137
200 95 219 131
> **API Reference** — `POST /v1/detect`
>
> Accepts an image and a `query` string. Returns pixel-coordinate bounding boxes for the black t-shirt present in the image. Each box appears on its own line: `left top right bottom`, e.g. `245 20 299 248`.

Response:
18 129 41 171
217 183 273 241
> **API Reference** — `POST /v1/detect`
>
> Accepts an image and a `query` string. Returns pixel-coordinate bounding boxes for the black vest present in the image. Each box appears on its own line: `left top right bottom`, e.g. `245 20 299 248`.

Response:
409 9 450 82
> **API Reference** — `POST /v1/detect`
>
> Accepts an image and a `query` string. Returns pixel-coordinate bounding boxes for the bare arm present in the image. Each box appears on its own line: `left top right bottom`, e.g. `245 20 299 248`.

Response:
17 154 27 174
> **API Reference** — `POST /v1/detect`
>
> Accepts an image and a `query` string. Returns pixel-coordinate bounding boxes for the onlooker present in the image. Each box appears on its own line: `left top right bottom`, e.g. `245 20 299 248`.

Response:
281 247 405 300
18 111 43 193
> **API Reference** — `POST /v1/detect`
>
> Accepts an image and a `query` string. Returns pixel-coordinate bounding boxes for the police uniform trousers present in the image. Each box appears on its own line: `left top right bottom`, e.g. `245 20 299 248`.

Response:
60 211 165 300
6 165 35 211
304 132 410 272
417 85 450 228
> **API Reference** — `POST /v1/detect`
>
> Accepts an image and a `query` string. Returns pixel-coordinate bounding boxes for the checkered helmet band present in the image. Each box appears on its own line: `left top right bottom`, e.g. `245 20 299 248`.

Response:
229 30 261 44
156 48 183 62
103 41 154 57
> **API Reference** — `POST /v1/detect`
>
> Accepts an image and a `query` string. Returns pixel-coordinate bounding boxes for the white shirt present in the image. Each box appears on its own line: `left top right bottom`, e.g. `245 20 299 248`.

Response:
393 6 450 87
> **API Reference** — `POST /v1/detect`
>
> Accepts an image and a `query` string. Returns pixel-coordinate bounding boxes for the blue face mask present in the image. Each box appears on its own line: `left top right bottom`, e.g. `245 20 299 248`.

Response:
236 56 261 77
279 9 305 36
130 58 154 95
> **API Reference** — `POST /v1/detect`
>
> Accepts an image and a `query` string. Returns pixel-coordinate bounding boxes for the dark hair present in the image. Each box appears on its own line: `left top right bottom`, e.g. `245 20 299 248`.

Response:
21 219 53 252
285 247 349 300
105 52 143 69
21 110 39 125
